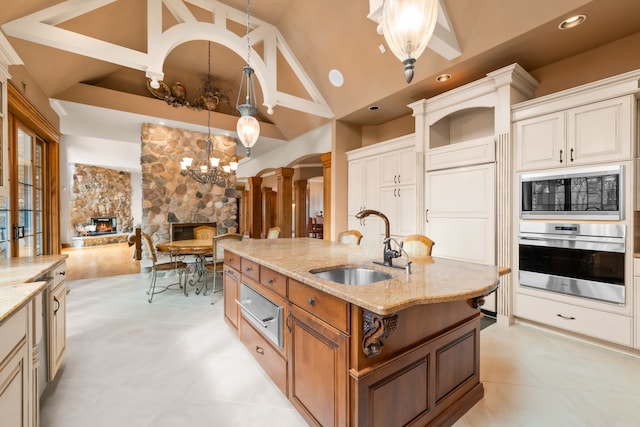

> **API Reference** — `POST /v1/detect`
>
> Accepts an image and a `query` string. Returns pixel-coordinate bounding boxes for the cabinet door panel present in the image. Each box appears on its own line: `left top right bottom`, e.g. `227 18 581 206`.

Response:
223 266 241 331
567 96 632 165
348 216 382 249
425 164 495 264
347 159 364 216
514 111 565 171
288 305 347 427
48 281 67 381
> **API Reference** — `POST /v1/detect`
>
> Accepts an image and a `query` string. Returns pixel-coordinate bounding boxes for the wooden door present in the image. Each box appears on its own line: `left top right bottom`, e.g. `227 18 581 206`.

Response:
223 265 241 331
288 304 348 427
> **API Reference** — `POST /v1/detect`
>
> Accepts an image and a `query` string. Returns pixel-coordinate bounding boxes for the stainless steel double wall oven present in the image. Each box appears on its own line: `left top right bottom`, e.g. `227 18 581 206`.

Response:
518 165 626 306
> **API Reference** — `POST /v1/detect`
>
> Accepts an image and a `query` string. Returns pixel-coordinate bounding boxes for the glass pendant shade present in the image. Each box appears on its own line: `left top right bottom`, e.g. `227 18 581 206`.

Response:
236 113 260 156
381 0 439 83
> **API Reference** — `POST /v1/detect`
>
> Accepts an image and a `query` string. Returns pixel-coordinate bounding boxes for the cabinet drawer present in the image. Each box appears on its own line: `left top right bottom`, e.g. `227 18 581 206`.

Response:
223 250 241 271
240 316 287 395
260 266 287 297
514 293 632 346
53 262 67 287
0 307 27 362
240 258 260 282
289 279 349 333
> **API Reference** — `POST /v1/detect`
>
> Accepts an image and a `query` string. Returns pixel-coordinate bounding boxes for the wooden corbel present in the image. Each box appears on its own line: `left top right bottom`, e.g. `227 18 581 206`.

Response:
362 310 398 358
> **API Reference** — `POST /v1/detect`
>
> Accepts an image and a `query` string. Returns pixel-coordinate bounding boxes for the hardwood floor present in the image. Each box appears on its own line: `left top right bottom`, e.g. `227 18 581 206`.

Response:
62 242 141 281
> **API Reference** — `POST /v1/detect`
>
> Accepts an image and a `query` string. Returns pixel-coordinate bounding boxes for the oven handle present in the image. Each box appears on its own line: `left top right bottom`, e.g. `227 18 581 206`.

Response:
235 299 278 328
519 234 625 253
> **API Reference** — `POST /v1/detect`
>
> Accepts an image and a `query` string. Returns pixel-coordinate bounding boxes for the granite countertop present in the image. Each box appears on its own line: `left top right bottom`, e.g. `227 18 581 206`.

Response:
220 238 509 315
0 255 68 323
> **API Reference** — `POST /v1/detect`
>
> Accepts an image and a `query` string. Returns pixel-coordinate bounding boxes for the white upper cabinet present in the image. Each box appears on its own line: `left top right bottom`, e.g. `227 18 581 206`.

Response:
514 88 636 172
566 96 632 165
381 146 416 187
514 111 565 170
347 135 417 241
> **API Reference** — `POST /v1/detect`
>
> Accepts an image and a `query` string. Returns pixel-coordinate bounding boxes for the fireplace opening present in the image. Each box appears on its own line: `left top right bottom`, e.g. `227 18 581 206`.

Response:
91 217 117 235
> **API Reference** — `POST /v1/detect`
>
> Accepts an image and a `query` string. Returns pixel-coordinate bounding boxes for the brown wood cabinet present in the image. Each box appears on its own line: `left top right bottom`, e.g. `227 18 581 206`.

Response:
288 303 348 427
223 264 241 331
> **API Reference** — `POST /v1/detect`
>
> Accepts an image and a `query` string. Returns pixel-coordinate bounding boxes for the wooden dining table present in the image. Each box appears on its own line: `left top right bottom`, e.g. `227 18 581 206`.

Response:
156 239 213 295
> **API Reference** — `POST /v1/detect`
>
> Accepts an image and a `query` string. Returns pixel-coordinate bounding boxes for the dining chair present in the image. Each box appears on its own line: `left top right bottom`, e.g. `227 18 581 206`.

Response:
141 232 188 303
337 230 363 245
204 233 244 304
193 225 217 240
401 234 435 258
267 227 281 239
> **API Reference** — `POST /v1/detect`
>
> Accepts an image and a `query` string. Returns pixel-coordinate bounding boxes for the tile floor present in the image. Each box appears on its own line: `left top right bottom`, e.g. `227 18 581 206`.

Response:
40 273 640 427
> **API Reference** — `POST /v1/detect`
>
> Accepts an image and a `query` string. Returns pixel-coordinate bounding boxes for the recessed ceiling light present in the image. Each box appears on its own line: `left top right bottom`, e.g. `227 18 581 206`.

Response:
328 69 344 87
368 105 380 111
558 14 586 30
436 73 451 82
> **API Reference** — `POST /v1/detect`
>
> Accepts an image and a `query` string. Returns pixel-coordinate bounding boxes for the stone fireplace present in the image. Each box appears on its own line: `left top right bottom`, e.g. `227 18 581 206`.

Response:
69 163 132 245
140 124 239 252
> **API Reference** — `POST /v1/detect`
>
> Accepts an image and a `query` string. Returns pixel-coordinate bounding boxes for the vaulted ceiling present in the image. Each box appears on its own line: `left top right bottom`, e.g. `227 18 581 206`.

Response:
2 0 640 158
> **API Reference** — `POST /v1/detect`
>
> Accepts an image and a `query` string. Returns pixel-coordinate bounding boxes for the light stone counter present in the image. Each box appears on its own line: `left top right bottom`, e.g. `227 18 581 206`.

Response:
0 255 67 323
221 238 508 315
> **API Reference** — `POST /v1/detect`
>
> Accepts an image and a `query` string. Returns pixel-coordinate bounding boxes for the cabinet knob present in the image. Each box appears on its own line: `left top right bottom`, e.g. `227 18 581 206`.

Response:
559 149 563 164
267 278 274 285
570 148 574 162
57 271 66 276
307 297 315 306
245 266 252 272
255 346 265 355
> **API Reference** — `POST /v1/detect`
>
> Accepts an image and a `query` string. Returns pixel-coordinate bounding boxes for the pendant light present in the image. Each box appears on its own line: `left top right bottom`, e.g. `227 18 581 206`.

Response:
180 42 237 185
381 0 439 83
236 0 260 157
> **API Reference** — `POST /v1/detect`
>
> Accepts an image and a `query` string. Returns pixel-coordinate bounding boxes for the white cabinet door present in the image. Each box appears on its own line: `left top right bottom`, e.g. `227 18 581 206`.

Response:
381 147 416 187
348 156 380 216
425 164 495 264
636 277 640 349
514 111 565 171
0 307 30 427
382 185 416 237
48 280 67 381
348 216 382 249
567 96 632 166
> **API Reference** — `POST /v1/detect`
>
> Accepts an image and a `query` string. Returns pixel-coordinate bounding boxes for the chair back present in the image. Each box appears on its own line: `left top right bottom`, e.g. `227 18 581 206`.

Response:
194 225 217 240
401 234 435 257
141 232 158 263
267 227 281 239
337 230 363 245
213 233 243 261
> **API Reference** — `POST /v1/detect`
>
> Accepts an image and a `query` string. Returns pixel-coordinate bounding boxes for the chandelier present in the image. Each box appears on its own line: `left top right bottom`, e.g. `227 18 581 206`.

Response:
381 0 439 83
235 0 260 157
180 42 238 185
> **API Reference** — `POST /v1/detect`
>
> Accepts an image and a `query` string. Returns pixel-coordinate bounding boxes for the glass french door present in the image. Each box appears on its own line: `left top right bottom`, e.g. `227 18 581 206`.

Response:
10 123 43 257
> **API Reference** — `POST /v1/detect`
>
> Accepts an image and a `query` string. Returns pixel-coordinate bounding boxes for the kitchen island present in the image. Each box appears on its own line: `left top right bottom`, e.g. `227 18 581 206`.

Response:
220 238 507 427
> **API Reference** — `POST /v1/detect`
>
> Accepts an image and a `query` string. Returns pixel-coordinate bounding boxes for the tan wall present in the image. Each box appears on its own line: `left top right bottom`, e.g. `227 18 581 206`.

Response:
8 66 60 129
361 114 415 147
531 32 640 97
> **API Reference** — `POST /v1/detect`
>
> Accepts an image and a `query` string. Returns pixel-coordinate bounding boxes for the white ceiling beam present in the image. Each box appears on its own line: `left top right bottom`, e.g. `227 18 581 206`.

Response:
1 0 333 119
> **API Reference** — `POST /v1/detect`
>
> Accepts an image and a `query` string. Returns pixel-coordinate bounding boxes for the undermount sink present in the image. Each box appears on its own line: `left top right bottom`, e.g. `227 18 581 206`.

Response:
310 267 394 285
